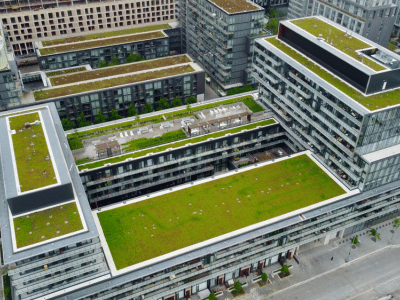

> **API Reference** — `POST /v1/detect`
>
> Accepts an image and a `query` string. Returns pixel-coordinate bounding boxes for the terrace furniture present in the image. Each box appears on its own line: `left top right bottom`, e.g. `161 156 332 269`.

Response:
124 132 128 137
120 133 124 138
130 131 134 136
149 128 153 132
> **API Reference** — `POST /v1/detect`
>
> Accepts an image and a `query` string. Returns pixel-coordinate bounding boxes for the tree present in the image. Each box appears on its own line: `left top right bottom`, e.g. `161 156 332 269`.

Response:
99 61 108 68
208 292 217 300
389 218 400 244
187 96 197 104
267 8 276 18
108 109 122 121
186 104 192 112
127 104 137 117
142 102 153 114
76 112 90 128
266 18 280 35
94 111 106 124
108 56 119 66
233 281 243 294
243 84 254 92
370 228 381 242
261 273 268 282
126 53 143 63
280 265 290 276
346 235 360 262
171 96 182 107
157 97 170 111
61 118 74 130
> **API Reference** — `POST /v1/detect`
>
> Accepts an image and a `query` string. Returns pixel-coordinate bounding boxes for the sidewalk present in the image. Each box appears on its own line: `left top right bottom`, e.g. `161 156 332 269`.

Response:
216 218 400 300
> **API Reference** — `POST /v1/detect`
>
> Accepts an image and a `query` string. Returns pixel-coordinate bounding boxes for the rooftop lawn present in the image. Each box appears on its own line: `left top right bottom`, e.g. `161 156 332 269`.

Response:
46 67 87 78
42 24 171 47
68 96 256 143
290 18 386 72
242 98 263 112
40 31 165 55
78 119 276 171
98 154 345 270
34 65 195 101
266 37 400 110
50 56 191 86
209 0 260 13
14 202 83 248
9 112 57 192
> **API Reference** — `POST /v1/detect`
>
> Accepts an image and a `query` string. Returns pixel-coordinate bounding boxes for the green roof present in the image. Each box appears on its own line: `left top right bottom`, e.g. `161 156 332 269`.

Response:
34 65 195 101
98 154 345 270
41 24 171 47
209 0 260 13
40 31 166 55
265 37 400 111
78 119 276 171
13 202 84 248
290 18 386 72
46 67 87 78
50 56 192 86
9 112 57 192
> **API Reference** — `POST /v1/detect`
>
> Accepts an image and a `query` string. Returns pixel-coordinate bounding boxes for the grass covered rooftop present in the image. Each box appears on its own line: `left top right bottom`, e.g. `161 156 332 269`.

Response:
98 154 345 270
265 37 400 111
78 119 276 171
9 112 57 192
209 0 260 13
13 202 83 248
34 64 195 101
50 56 191 86
40 31 166 55
290 18 386 72
42 24 171 47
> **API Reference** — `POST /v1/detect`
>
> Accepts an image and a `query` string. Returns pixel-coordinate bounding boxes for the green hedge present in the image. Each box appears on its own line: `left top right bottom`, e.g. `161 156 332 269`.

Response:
242 98 264 113
123 130 187 152
68 135 84 150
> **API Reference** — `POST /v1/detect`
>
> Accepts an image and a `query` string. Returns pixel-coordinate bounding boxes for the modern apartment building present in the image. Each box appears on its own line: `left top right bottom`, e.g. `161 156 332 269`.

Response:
177 0 266 91
0 0 176 56
287 0 398 46
252 0 288 12
0 104 110 300
19 55 205 124
0 24 22 110
254 16 400 192
35 24 182 70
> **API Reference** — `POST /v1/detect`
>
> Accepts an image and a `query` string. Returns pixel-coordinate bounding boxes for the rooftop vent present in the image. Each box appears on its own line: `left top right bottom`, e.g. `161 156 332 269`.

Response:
24 122 31 129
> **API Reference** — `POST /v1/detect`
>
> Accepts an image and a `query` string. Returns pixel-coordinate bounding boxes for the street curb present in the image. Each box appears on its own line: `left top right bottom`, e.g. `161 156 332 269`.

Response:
268 244 400 297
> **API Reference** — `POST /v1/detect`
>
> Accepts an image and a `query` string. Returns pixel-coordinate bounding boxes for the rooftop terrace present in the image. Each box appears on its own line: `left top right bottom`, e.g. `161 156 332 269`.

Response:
8 112 57 192
290 18 386 72
41 24 171 47
78 118 275 171
97 153 346 270
208 0 261 14
265 37 400 111
13 202 84 248
39 31 166 55
34 56 197 101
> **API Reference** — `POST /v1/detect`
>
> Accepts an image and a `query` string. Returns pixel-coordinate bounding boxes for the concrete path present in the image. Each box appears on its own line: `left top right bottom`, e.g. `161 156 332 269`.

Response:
220 218 400 300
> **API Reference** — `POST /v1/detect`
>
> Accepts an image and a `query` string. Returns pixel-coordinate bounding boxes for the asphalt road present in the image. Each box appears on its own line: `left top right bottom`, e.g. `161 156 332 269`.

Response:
265 247 400 300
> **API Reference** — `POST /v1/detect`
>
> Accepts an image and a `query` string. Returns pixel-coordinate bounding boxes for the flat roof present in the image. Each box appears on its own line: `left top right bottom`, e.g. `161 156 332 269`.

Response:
208 0 262 13
34 55 201 101
13 201 84 248
263 36 400 111
49 55 192 86
78 118 276 171
290 18 387 72
362 143 400 163
95 153 347 272
39 31 166 55
41 24 171 47
8 111 58 193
